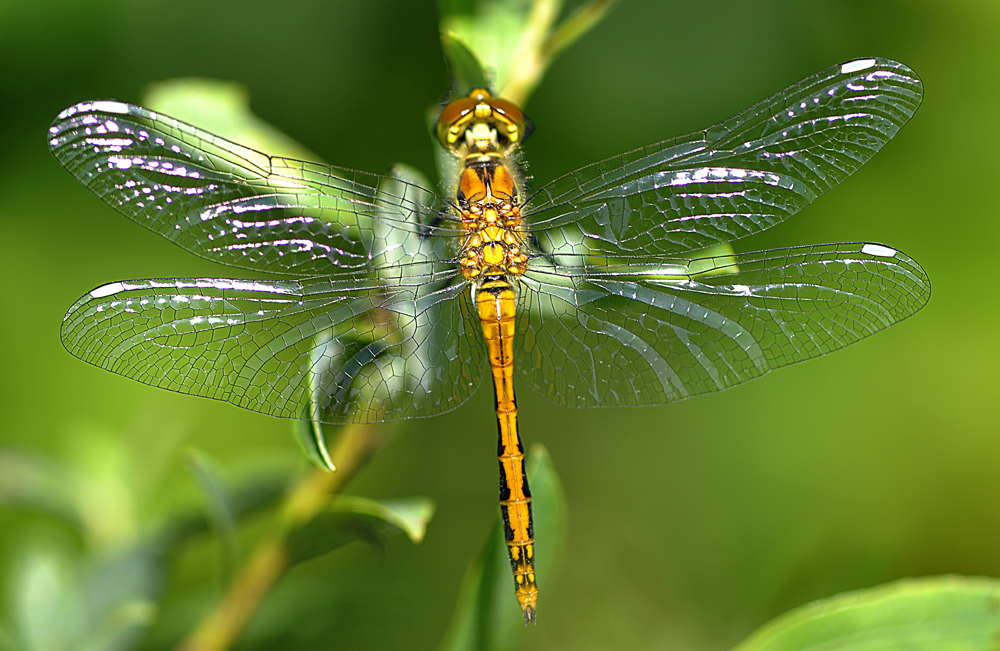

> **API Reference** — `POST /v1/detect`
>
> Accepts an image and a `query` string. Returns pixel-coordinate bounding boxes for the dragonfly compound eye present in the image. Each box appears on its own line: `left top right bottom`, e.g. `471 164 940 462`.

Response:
437 89 527 152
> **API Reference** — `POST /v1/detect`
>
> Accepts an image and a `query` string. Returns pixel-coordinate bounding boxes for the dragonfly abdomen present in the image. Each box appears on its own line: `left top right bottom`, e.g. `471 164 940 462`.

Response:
476 278 537 624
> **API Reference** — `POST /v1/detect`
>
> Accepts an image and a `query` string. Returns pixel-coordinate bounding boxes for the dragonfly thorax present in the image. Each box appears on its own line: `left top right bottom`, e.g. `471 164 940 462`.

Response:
457 157 528 280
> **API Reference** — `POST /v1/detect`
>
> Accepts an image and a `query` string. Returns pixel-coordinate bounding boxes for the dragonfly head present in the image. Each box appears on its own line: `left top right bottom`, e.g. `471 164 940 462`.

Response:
437 89 527 154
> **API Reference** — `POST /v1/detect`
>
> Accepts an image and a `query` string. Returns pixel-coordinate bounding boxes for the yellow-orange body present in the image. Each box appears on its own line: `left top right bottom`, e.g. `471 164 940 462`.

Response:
437 90 536 623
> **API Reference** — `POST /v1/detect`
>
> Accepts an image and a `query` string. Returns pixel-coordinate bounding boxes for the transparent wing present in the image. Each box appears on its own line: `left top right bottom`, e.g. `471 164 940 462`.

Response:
49 101 460 276
525 58 923 256
61 264 484 423
516 243 929 407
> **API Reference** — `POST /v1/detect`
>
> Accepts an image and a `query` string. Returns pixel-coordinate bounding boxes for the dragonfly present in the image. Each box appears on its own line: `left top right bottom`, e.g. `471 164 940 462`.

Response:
50 57 928 624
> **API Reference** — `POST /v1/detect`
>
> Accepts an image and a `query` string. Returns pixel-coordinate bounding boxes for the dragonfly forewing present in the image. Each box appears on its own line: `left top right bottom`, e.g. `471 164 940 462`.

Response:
48 101 457 277
525 58 923 257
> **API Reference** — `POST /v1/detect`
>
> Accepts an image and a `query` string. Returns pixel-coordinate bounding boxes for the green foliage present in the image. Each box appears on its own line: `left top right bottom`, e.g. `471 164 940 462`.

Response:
0 426 286 651
439 0 540 95
4 2 998 651
438 0 618 103
733 577 1000 651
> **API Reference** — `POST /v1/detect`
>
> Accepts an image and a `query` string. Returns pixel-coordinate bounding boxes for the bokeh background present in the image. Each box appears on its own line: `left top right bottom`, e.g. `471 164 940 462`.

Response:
2 1 998 649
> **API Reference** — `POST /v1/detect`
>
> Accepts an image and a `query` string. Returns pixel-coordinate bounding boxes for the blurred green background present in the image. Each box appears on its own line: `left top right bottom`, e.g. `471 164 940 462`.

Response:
2 1 999 649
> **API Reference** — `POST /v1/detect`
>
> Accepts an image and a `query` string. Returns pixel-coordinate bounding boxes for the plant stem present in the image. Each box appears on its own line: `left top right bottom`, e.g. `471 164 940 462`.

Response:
502 0 619 105
502 0 561 106
544 0 619 61
172 423 384 651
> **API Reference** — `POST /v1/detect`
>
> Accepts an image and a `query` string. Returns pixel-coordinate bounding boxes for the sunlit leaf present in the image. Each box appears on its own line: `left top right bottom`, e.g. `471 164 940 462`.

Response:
733 576 1000 651
145 80 347 476
12 541 88 651
7 536 163 651
688 241 739 277
438 0 538 93
438 444 566 651
339 495 436 544
142 78 320 161
438 0 617 103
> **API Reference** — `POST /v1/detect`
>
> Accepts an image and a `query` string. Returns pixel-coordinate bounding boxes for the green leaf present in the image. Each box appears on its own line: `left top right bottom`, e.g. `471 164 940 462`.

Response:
440 30 490 94
80 545 161 651
341 495 437 544
11 541 88 651
292 419 336 472
733 576 1000 651
688 241 739 277
438 0 618 105
438 444 567 651
7 536 163 651
286 496 435 565
439 0 538 95
183 450 239 587
159 475 287 547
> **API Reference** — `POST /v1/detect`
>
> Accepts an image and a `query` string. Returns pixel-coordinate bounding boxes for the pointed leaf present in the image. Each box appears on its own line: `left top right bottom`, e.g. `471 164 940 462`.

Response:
441 30 490 94
733 576 1000 651
438 0 547 95
286 496 435 565
340 496 436 544
292 418 337 471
